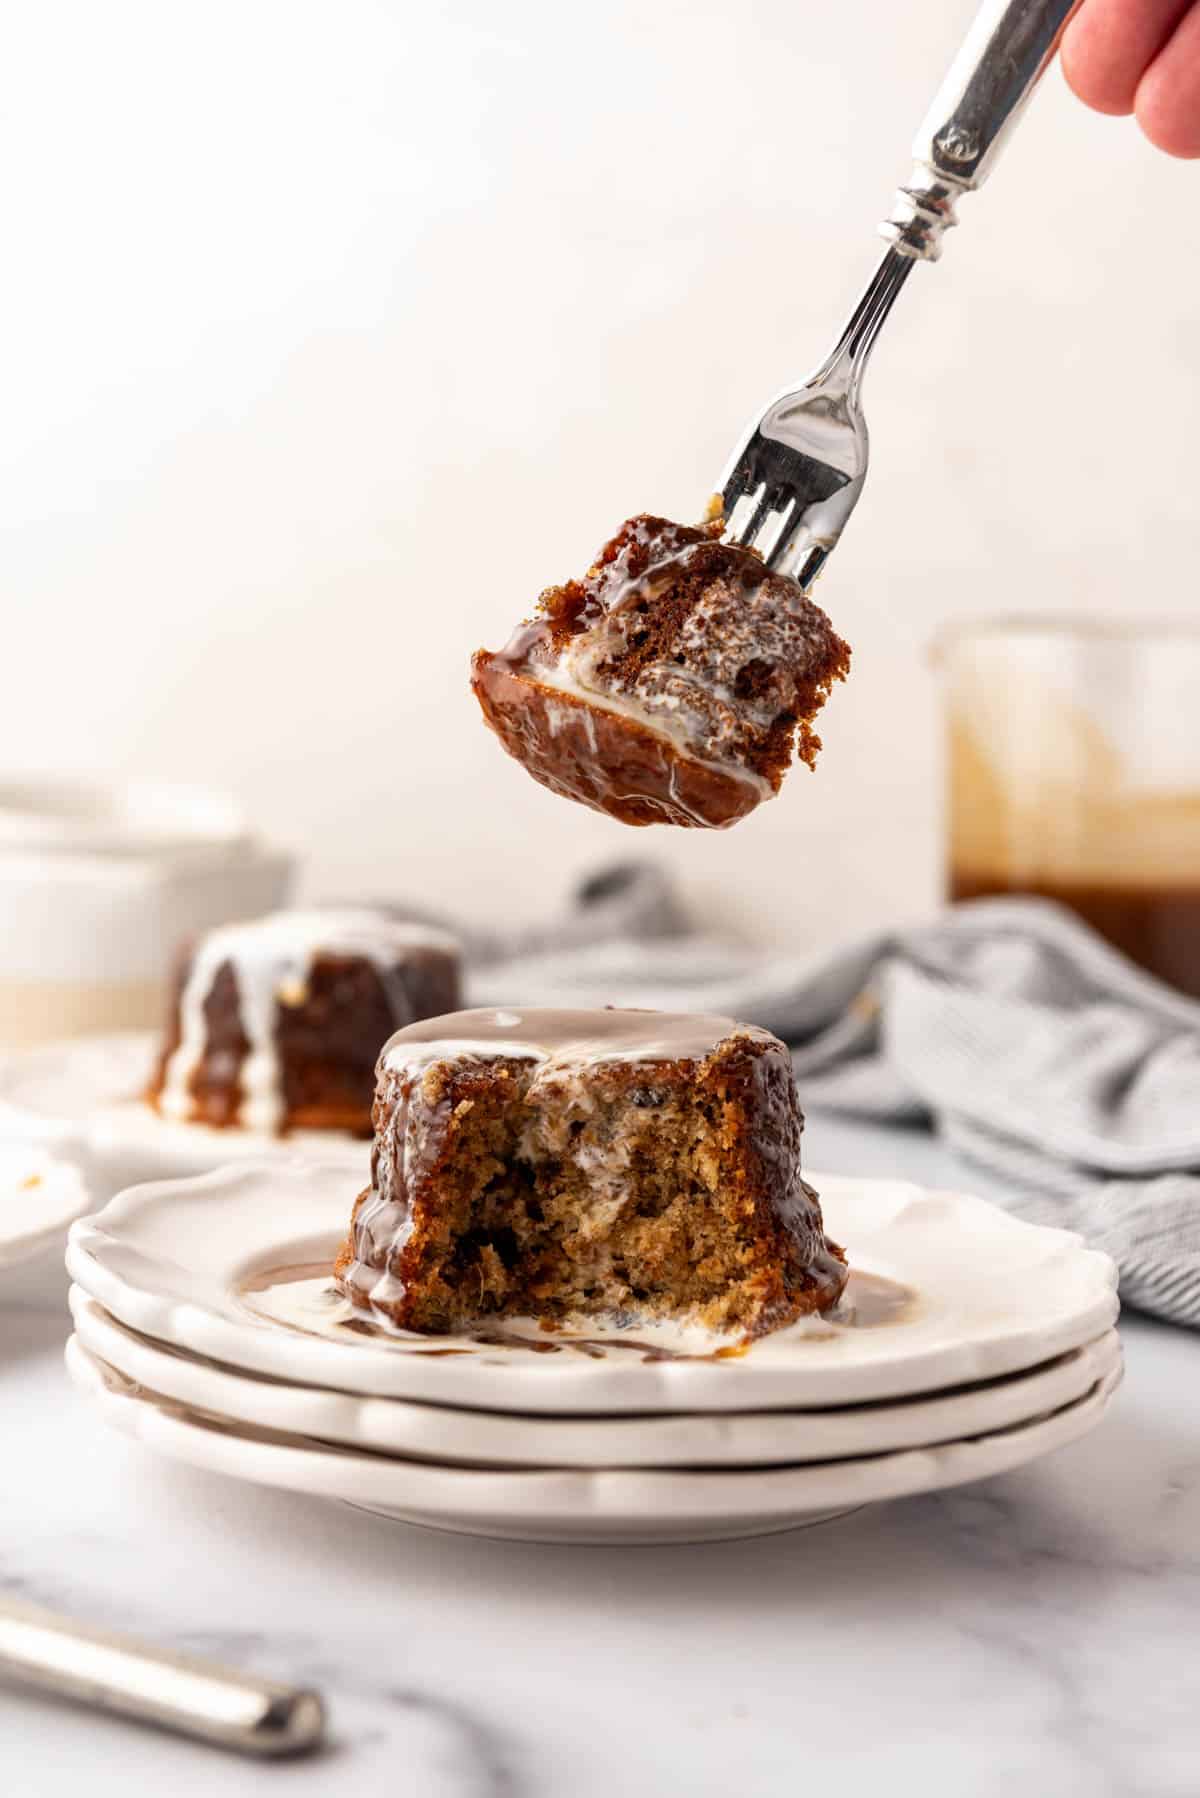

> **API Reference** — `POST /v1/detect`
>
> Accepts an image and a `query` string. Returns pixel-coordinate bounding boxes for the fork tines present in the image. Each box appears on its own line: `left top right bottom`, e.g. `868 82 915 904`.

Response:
721 433 852 575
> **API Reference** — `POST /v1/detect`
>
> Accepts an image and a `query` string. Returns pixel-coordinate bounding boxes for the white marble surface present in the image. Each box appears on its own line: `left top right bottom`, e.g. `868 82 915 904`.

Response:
1 1114 1197 1797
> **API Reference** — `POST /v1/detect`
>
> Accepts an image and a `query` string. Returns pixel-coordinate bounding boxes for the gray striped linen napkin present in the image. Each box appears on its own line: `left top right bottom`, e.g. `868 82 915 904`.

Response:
428 863 1199 1330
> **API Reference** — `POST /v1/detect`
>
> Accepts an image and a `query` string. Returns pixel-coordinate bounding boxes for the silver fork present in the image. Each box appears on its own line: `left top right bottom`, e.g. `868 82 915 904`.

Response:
719 0 1082 589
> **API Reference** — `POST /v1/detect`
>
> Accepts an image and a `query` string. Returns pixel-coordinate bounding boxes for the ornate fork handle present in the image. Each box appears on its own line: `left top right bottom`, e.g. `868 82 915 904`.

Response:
883 0 1083 261
718 0 1084 585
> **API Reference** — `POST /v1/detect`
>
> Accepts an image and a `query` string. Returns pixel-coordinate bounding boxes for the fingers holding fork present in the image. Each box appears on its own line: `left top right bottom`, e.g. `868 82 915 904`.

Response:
1061 0 1200 156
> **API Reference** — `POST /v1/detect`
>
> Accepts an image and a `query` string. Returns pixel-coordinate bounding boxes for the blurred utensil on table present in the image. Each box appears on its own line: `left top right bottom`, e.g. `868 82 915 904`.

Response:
0 1595 325 1757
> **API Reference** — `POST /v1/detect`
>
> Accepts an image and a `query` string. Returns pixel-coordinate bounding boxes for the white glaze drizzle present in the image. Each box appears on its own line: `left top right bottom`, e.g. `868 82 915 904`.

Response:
533 660 773 811
529 526 833 805
158 909 459 1133
379 1006 772 1078
342 1008 803 1318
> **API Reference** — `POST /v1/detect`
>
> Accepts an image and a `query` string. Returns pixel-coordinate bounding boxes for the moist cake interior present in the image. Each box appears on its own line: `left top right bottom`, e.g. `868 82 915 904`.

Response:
470 513 851 829
336 1007 847 1337
402 1064 781 1330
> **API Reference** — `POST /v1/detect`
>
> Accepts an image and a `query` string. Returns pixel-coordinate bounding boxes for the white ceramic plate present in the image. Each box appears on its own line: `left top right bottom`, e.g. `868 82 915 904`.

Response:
68 1287 1123 1469
66 1161 1120 1416
0 1033 367 1199
0 1145 91 1269
65 1335 1123 1544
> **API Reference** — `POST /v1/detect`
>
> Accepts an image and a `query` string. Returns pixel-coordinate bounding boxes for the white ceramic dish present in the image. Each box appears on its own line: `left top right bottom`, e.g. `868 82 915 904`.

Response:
68 1287 1123 1470
0 775 250 855
0 1145 91 1269
0 777 291 1049
65 1335 1123 1545
66 1161 1120 1416
0 1034 367 1200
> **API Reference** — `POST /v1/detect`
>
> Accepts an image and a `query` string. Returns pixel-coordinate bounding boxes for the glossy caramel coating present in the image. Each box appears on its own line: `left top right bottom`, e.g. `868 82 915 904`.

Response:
335 1006 848 1335
471 656 764 827
472 515 850 829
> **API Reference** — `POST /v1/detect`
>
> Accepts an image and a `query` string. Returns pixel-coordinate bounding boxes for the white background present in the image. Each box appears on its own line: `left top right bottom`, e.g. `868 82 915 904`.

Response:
3 0 1196 948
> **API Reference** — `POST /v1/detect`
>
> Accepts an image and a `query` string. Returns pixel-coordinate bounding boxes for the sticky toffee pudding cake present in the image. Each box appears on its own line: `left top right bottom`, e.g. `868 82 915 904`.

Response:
471 513 850 828
148 911 462 1137
335 1007 847 1336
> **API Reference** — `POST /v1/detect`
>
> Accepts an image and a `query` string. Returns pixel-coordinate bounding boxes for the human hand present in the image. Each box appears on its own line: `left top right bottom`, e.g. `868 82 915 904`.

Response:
1062 0 1200 156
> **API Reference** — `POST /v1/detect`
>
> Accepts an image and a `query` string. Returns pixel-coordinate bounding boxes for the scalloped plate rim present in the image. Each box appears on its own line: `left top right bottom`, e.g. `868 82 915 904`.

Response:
65 1160 1119 1415
68 1286 1124 1469
64 1333 1124 1542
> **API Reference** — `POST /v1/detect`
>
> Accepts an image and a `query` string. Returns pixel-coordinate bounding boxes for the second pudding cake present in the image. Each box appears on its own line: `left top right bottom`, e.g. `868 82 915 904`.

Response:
336 1007 846 1338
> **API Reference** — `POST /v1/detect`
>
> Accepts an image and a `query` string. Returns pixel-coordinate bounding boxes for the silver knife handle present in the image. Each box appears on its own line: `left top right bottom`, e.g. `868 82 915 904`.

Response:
0 1598 326 1758
882 0 1082 259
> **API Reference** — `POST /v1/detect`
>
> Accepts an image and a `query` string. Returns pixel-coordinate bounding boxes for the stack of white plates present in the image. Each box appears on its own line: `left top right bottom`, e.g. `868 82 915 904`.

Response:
65 1161 1122 1544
